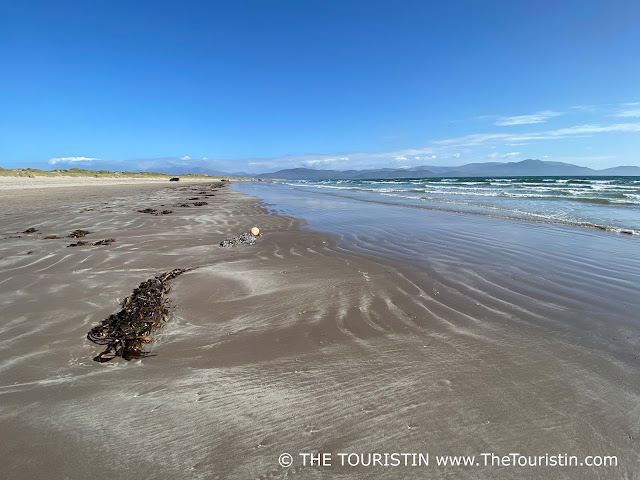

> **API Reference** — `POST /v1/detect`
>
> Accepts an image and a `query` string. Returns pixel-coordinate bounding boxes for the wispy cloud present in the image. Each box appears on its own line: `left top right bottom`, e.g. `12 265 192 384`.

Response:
488 151 520 159
616 108 640 118
434 122 640 147
495 110 563 126
48 156 99 165
571 104 598 113
230 121 638 170
301 156 350 167
549 123 640 135
434 133 515 147
76 106 640 173
233 147 440 171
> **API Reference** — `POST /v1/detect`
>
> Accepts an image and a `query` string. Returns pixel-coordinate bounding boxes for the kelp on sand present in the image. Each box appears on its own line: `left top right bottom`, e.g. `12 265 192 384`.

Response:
87 268 193 362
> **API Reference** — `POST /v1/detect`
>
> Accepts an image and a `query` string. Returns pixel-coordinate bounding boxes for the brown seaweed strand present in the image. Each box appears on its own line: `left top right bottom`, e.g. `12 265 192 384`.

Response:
87 268 194 362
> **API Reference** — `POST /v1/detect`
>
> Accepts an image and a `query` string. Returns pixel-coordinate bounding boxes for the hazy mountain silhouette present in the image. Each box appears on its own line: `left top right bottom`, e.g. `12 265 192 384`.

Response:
256 159 640 179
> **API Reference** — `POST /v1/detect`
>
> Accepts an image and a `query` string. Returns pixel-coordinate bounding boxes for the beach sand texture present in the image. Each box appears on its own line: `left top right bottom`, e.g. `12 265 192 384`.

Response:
0 180 638 479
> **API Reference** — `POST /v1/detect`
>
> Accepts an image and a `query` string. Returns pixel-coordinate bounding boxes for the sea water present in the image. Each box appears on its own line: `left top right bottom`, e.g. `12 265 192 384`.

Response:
262 176 640 235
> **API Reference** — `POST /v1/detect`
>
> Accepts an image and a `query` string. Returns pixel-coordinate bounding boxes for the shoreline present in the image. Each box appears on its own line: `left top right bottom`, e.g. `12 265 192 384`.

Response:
0 179 638 479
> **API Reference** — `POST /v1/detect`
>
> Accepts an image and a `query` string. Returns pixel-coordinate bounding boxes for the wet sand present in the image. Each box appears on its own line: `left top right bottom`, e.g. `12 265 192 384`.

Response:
0 180 638 479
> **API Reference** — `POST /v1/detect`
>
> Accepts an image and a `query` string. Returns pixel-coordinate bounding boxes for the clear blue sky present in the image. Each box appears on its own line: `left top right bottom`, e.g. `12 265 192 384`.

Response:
1 0 639 173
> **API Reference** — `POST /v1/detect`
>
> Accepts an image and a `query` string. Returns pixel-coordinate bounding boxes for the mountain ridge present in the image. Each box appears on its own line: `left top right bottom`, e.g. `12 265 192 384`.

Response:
256 159 640 180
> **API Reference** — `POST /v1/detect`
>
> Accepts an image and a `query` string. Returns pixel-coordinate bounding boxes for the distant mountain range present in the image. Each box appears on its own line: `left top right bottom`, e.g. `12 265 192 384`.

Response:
9 158 638 179
255 159 640 180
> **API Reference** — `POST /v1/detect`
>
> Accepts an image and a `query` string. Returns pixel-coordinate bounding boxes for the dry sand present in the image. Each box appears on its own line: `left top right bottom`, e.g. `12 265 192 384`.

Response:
0 175 223 189
0 179 637 479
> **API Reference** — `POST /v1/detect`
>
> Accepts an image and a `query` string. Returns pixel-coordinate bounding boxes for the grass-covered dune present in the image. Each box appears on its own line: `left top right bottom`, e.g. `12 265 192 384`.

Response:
0 166 252 180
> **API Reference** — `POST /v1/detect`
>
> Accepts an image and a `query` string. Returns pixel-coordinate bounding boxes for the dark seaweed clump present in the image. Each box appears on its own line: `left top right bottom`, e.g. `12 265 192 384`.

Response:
136 208 173 215
68 238 116 247
87 268 192 362
67 229 91 238
92 238 116 245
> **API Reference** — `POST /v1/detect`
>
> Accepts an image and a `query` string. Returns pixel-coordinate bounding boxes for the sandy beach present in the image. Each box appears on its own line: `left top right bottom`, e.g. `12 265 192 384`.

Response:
0 179 638 479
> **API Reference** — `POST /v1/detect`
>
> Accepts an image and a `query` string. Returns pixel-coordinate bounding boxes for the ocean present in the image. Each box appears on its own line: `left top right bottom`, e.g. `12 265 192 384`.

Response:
269 176 640 235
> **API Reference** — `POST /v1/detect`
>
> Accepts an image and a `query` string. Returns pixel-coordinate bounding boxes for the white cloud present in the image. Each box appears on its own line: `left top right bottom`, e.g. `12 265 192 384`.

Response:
106 113 640 173
247 148 437 171
433 122 640 148
434 133 519 147
548 123 640 136
488 151 520 159
571 104 598 113
616 108 640 118
48 156 99 165
301 156 349 168
495 110 563 126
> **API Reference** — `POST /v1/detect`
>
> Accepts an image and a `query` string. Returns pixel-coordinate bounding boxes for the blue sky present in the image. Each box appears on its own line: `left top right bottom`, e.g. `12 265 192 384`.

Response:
1 0 639 173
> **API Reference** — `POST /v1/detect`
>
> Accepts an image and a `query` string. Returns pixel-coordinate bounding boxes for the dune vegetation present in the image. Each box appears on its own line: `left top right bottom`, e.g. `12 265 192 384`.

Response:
0 166 251 180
